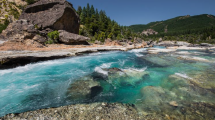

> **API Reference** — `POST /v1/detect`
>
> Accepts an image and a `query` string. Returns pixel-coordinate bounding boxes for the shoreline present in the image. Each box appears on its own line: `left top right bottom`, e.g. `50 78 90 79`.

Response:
0 45 141 70
0 102 141 120
1 44 214 70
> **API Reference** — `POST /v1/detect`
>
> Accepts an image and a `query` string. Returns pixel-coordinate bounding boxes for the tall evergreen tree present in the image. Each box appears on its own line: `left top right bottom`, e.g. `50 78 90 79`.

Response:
80 7 87 24
90 5 95 17
86 3 90 17
77 6 82 16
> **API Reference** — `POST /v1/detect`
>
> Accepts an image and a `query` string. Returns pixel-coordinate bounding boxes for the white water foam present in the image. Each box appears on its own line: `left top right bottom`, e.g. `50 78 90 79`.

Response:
175 73 192 80
0 60 67 76
129 48 147 53
94 67 108 76
100 63 113 68
135 53 144 57
123 67 147 73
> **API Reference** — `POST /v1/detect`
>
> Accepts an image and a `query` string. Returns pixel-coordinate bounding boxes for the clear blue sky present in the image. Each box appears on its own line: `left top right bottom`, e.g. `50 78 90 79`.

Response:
68 0 215 26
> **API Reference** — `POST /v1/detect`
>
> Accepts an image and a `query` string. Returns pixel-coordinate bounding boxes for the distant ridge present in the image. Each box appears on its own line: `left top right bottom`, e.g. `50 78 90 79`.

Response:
129 14 215 33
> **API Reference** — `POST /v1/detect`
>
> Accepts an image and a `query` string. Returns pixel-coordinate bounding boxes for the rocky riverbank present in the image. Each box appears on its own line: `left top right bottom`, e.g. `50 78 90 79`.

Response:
0 44 145 69
0 103 141 120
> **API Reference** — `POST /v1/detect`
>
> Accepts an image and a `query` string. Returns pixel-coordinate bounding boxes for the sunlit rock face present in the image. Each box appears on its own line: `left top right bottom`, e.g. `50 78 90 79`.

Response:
20 0 80 34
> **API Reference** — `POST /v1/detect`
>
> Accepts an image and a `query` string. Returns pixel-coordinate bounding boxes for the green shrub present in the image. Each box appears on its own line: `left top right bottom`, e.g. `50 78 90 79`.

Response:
45 39 54 44
46 31 59 44
0 19 9 33
47 31 59 40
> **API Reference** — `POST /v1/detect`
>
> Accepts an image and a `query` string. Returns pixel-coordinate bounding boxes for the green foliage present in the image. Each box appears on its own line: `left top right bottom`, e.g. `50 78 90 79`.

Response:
77 3 135 42
45 39 54 44
46 31 59 44
77 6 82 16
0 19 9 33
129 14 215 33
129 14 215 44
9 8 20 19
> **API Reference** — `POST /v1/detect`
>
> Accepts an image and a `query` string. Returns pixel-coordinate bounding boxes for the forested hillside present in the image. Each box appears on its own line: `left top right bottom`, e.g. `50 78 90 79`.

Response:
129 14 215 33
129 14 215 44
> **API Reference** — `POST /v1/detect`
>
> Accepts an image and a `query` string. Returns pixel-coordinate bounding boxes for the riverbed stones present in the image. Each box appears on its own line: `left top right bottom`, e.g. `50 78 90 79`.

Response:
140 86 168 105
19 0 80 34
0 103 140 120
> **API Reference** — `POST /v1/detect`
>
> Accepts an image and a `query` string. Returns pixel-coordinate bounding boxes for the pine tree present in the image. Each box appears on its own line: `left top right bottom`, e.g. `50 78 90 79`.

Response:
80 7 87 24
90 5 95 17
86 3 90 17
77 6 82 16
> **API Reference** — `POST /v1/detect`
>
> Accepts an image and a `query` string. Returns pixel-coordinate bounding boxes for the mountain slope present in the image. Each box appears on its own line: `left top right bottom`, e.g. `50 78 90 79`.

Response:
129 14 215 33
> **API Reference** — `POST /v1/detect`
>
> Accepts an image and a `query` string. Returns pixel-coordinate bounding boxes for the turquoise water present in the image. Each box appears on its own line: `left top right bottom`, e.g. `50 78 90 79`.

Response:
0 48 215 117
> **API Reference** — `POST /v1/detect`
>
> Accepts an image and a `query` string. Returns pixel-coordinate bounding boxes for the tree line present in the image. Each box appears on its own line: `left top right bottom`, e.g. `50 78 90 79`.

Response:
145 26 215 44
76 3 135 42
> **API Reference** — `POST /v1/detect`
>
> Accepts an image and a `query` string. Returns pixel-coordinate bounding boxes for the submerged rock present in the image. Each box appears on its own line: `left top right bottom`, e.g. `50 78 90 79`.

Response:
188 70 215 91
92 67 149 87
177 56 212 63
140 86 168 105
20 0 80 34
169 101 178 107
162 74 215 103
66 78 103 100
141 54 177 67
103 67 124 74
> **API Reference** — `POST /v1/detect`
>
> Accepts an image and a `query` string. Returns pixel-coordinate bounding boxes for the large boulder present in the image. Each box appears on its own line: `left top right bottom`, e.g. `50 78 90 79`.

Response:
19 0 80 34
58 30 90 45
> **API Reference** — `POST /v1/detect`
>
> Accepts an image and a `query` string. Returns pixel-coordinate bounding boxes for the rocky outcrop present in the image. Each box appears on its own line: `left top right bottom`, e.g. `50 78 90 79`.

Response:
104 39 122 46
8 0 27 6
19 0 80 34
58 30 90 45
158 41 175 47
200 43 213 47
0 0 22 23
0 0 90 47
0 19 46 48
142 29 158 36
